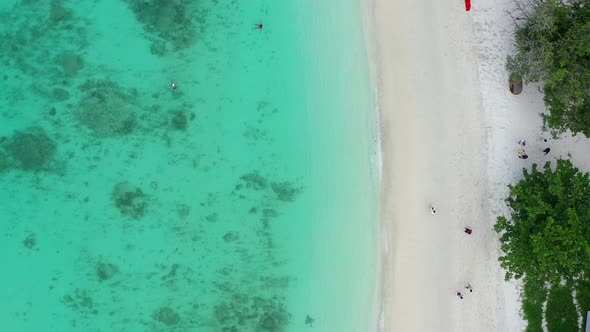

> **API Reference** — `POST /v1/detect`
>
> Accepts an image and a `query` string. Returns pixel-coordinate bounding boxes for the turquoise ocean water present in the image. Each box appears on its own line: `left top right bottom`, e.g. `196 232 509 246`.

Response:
0 0 378 331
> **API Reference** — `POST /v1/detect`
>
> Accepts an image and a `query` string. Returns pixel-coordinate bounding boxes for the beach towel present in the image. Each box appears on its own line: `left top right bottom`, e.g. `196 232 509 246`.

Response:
465 0 471 11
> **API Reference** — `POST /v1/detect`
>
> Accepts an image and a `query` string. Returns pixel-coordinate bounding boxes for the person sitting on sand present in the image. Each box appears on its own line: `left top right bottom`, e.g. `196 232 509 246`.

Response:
464 228 472 235
456 291 463 299
518 139 526 146
431 207 436 215
465 283 473 292
518 149 528 159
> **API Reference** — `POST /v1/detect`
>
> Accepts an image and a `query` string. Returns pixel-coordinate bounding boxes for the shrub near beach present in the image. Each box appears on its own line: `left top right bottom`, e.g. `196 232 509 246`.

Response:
495 159 590 331
507 0 590 137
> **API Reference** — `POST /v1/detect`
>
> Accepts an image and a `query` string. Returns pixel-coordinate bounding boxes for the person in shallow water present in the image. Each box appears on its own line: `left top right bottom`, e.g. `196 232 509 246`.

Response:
305 315 315 327
170 81 177 89
255 21 263 31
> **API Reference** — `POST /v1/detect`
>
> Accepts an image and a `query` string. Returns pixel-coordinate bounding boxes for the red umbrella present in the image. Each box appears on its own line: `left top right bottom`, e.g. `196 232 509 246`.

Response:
465 0 471 11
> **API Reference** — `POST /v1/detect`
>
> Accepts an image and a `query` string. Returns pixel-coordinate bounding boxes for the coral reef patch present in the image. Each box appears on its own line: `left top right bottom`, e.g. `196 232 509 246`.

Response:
76 79 139 137
125 0 199 55
56 52 84 77
23 233 37 249
222 231 238 243
152 306 181 326
0 151 10 172
62 288 97 315
170 110 190 131
96 261 119 282
214 295 290 332
52 87 71 101
49 0 74 25
1 127 57 171
271 182 301 202
237 172 268 191
0 0 87 79
112 182 148 219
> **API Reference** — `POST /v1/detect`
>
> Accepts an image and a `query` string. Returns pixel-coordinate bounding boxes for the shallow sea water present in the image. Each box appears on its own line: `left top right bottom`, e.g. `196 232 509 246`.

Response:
0 1 378 331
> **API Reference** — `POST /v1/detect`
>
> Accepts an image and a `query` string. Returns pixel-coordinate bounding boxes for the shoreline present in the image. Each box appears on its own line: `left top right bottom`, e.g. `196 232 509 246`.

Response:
359 0 384 330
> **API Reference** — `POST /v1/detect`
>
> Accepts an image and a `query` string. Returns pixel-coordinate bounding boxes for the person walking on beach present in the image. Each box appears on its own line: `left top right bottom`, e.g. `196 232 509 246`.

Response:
543 147 550 155
465 283 473 293
431 206 436 215
456 291 464 299
464 227 472 235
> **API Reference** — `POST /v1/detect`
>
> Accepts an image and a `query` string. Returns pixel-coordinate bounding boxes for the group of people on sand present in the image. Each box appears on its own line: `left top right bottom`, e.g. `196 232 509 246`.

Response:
457 283 473 299
518 138 550 159
426 138 552 302
429 207 474 300
459 228 473 299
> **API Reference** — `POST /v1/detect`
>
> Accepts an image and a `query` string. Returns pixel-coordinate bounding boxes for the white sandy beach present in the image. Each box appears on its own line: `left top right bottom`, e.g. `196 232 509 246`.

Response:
372 0 590 331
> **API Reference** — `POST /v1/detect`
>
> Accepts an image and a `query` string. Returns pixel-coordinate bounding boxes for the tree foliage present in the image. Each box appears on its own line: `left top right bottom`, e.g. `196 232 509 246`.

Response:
521 276 546 332
576 275 590 329
495 159 590 283
507 0 590 136
545 283 579 332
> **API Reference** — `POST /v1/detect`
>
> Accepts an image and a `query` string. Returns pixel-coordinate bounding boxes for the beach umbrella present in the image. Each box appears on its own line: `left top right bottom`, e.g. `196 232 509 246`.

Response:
465 0 471 11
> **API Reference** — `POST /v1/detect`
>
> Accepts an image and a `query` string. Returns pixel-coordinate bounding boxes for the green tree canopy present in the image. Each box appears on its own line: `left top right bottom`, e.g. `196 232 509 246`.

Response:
495 159 590 283
507 0 590 136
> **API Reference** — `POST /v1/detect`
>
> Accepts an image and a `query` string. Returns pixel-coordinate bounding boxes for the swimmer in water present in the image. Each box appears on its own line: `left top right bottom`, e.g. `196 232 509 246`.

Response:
170 81 177 89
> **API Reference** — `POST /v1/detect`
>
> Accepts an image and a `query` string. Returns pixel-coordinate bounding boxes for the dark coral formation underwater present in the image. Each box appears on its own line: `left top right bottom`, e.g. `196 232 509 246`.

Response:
125 0 200 55
112 182 148 219
170 109 193 131
56 51 85 77
214 294 291 332
0 127 57 172
76 79 139 137
96 261 119 282
0 0 87 78
152 306 181 326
